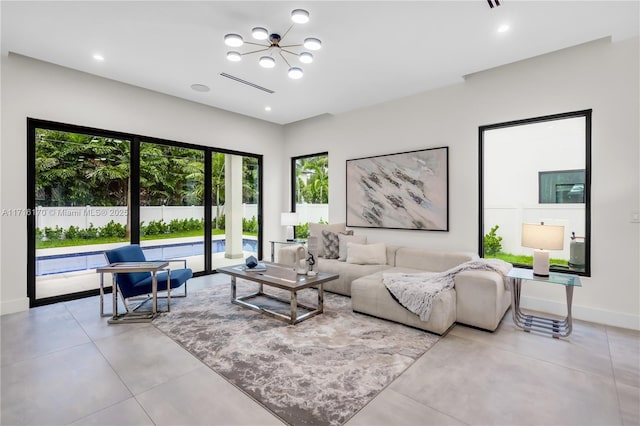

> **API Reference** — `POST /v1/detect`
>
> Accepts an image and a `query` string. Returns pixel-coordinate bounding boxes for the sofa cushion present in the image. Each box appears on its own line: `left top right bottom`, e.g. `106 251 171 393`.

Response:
309 222 346 257
315 258 392 296
351 268 456 335
347 243 387 265
395 247 477 272
338 233 367 261
321 230 340 259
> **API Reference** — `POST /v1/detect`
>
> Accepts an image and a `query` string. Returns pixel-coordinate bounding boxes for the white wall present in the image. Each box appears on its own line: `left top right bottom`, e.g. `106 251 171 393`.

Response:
0 53 284 314
283 37 640 330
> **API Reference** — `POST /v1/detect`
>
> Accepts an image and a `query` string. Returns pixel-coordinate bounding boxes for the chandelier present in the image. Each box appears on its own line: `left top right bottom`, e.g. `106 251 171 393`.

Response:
224 9 322 80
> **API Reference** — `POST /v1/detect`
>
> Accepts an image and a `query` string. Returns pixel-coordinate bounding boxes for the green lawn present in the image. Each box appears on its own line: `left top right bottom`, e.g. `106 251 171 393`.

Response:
486 252 569 267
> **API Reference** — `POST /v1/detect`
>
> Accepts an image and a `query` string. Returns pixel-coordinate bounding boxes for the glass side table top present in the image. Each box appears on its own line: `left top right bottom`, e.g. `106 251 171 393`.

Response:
507 267 582 287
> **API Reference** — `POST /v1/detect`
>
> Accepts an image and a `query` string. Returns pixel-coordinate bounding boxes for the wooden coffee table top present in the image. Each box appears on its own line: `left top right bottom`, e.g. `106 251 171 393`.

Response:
217 262 338 291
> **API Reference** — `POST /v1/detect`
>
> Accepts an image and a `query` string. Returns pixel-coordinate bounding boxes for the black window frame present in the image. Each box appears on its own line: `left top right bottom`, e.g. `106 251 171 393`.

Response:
478 109 591 276
27 118 263 307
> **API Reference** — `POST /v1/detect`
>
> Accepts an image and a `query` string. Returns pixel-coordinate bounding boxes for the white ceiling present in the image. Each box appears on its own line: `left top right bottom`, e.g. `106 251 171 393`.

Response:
2 1 638 125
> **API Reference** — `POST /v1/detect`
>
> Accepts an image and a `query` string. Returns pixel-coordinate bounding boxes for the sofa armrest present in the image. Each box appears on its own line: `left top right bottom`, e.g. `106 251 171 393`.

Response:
454 270 510 331
278 244 306 267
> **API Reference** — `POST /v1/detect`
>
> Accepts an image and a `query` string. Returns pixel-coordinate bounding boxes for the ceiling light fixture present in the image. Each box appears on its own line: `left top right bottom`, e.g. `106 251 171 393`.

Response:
497 24 510 33
224 8 322 80
93 54 104 61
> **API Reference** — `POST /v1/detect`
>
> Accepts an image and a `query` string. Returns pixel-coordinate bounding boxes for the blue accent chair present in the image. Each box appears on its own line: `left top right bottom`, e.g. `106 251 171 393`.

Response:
104 244 192 312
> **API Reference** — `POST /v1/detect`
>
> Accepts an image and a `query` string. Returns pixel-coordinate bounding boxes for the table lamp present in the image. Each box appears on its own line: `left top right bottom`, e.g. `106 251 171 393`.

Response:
281 212 298 241
521 222 565 277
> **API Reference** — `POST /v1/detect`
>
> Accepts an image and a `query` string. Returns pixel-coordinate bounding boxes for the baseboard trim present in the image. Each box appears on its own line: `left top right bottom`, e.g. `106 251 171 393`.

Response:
520 295 640 331
0 297 30 315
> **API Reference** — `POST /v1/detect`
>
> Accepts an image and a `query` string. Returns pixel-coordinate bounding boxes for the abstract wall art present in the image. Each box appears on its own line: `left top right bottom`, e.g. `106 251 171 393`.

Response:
346 147 448 231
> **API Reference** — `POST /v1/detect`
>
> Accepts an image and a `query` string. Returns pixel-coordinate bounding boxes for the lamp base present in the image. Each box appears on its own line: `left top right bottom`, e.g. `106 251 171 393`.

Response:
532 249 550 277
285 225 294 241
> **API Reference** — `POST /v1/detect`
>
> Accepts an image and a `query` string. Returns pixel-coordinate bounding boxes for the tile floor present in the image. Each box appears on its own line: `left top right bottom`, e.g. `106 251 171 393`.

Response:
1 274 638 426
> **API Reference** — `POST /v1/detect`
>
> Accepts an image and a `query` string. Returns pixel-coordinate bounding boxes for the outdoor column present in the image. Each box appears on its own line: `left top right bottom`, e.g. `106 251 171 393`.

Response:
225 154 244 259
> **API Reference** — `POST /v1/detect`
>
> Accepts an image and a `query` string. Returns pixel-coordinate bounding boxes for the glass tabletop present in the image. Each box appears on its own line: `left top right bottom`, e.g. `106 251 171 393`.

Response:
507 267 582 287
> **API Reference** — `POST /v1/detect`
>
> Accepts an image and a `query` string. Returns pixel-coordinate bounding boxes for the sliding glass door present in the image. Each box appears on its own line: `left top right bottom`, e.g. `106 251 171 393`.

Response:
210 152 260 270
33 128 131 300
139 142 206 273
28 119 263 307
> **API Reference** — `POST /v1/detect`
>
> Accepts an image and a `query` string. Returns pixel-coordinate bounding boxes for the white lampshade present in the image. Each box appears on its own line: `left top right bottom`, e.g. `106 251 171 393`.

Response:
259 56 276 68
291 9 310 24
522 223 565 276
522 223 565 250
299 52 313 64
226 51 242 62
288 67 303 79
281 212 298 226
303 37 322 50
252 27 269 40
224 33 243 47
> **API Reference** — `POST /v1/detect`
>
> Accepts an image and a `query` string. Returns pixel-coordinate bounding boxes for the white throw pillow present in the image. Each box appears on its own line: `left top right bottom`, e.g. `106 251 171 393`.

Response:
346 242 387 265
309 222 346 257
338 234 367 261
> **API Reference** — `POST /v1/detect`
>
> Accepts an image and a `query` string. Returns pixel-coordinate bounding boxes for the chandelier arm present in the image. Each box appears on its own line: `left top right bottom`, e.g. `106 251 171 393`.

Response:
280 49 301 56
244 41 270 47
278 50 292 68
279 23 295 42
279 44 303 49
241 48 271 55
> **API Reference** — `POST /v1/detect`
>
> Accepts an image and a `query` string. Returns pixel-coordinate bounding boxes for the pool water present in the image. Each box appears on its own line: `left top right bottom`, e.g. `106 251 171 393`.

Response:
36 239 258 276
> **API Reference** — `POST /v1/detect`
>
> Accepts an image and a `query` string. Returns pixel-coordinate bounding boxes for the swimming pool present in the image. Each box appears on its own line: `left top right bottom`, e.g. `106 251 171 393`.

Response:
36 239 258 276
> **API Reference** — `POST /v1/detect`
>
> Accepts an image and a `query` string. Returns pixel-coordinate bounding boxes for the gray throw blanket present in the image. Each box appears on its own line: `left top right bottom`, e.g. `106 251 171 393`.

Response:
383 259 512 322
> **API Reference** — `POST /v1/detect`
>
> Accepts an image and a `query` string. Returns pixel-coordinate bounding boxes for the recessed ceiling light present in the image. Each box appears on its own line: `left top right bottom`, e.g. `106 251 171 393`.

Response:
93 54 104 61
190 84 210 92
497 24 510 33
265 106 272 112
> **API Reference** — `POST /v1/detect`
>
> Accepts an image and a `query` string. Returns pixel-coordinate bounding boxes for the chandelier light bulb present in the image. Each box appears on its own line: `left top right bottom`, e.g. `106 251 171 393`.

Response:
291 9 310 24
259 56 276 68
226 51 242 62
288 67 303 79
299 52 313 64
303 37 322 50
224 33 244 47
252 27 269 40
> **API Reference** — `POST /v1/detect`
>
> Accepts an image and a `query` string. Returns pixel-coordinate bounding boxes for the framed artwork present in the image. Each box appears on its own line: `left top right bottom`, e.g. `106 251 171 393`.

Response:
346 147 449 231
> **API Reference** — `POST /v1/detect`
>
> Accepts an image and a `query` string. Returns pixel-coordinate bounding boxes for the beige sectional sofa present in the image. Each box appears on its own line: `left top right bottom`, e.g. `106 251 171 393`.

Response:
279 243 511 335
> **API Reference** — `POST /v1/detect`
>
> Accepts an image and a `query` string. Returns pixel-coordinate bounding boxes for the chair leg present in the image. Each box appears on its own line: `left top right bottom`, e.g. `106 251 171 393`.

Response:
119 285 152 313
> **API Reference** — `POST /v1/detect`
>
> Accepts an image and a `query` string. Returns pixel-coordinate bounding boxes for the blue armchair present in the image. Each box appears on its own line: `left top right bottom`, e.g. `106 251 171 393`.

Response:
104 244 192 313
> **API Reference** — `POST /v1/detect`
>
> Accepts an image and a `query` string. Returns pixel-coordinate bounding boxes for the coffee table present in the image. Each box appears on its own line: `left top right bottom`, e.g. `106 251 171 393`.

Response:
217 262 338 325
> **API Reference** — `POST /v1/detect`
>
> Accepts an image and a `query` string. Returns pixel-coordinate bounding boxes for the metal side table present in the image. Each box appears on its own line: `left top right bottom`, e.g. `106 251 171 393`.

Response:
97 261 169 324
507 267 582 338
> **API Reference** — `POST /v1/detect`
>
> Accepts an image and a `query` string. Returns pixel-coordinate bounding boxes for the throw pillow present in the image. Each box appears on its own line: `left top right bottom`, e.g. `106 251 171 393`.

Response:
321 230 340 259
309 222 346 257
338 233 367 261
346 242 387 265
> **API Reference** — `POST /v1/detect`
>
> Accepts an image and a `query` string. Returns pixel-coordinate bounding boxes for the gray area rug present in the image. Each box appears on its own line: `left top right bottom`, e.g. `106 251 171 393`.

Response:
153 280 440 426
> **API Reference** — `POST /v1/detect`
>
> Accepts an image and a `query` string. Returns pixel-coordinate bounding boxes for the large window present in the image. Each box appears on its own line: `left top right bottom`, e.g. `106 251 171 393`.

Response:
210 152 260 270
28 119 262 306
33 128 131 300
479 110 591 275
291 152 328 238
139 142 206 273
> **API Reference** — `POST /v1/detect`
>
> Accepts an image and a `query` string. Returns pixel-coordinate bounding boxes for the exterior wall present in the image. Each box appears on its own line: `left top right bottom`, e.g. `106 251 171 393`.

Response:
283 37 640 329
0 53 284 314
